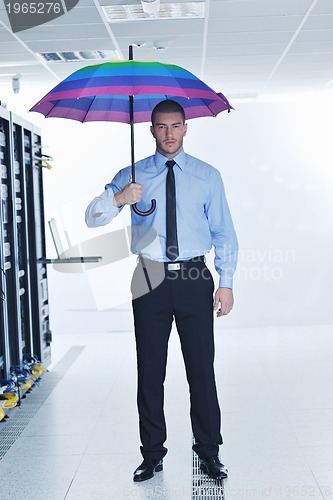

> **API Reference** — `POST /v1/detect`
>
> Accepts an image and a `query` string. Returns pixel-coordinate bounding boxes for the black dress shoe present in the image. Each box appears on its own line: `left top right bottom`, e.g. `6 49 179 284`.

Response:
133 458 163 482
199 456 228 479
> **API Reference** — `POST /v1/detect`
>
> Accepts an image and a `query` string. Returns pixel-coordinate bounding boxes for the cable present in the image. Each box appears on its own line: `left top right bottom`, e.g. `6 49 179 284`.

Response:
0 266 5 301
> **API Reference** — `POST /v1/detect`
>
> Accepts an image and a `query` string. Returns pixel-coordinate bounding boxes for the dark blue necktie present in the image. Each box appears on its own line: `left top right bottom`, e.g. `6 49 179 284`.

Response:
166 160 179 260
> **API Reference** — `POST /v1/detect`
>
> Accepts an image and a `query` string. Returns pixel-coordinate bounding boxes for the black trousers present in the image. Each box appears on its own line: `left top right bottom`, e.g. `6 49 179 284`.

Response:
131 257 223 460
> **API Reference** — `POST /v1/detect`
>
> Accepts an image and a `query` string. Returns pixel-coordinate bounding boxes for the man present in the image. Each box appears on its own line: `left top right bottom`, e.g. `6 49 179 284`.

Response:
85 99 238 482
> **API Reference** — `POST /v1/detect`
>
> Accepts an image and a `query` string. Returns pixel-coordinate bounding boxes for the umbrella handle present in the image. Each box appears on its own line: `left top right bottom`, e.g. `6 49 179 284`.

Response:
132 199 156 216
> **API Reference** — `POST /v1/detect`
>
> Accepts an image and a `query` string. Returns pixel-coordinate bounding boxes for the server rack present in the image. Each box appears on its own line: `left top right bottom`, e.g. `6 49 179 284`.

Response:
0 106 51 380
25 123 52 365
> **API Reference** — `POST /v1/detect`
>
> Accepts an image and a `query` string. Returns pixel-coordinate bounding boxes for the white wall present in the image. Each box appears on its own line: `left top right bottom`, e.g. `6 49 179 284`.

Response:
2 85 333 332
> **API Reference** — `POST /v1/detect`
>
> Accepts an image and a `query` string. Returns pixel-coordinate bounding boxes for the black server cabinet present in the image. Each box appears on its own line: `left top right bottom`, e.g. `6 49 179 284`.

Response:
0 106 51 379
25 125 52 365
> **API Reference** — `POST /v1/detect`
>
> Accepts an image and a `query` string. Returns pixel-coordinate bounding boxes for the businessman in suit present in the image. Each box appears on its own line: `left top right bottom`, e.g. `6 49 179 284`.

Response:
86 99 238 481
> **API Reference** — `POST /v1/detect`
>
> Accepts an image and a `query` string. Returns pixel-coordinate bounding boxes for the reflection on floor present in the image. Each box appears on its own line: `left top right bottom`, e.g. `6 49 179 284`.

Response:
0 324 333 500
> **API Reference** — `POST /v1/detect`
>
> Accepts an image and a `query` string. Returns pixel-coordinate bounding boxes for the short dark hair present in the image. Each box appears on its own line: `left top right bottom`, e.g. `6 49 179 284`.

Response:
151 99 185 125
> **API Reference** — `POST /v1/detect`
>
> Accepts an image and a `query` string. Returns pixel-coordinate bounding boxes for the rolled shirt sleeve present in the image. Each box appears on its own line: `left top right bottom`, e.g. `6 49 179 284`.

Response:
85 188 121 227
85 167 130 228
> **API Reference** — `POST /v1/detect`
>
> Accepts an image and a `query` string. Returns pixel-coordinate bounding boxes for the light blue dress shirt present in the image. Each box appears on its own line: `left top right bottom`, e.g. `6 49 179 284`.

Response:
85 150 238 288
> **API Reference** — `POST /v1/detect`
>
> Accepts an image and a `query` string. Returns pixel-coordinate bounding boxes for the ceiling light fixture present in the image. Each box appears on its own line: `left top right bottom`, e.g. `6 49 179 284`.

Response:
103 2 205 22
141 0 160 17
38 50 117 63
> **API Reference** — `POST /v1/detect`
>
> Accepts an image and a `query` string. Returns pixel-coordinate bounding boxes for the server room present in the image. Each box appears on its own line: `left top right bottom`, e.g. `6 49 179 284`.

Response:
0 1 333 499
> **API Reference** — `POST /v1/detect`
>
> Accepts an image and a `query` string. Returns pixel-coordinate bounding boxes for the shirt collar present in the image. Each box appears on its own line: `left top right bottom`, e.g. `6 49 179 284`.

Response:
154 150 186 173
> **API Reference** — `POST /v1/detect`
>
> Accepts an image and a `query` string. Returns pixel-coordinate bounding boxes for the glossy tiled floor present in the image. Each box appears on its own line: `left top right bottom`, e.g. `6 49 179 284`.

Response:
1 323 333 500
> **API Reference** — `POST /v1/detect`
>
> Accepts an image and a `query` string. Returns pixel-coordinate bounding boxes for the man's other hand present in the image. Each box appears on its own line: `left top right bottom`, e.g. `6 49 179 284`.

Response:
213 287 234 317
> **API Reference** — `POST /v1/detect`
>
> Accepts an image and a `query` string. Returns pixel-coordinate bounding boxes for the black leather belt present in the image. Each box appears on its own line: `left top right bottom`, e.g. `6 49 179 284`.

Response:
139 255 206 271
165 256 205 271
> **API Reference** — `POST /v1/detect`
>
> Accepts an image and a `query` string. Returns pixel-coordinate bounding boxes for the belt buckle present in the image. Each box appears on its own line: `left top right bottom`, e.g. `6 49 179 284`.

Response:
167 263 181 271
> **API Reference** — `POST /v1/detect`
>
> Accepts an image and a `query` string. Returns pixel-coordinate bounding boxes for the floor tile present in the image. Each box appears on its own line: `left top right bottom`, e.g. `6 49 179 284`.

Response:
285 409 333 447
0 455 82 500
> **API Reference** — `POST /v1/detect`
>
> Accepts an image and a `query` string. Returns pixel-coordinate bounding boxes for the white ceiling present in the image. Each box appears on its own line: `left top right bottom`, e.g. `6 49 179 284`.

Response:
0 0 332 100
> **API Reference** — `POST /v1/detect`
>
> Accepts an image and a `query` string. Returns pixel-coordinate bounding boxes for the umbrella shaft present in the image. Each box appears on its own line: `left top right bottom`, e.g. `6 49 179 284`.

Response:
130 94 135 183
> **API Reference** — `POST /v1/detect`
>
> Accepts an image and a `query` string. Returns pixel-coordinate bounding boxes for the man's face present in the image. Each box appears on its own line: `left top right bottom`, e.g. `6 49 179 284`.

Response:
150 111 188 158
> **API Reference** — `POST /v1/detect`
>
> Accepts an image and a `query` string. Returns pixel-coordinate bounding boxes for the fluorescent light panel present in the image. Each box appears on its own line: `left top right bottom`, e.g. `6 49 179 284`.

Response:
103 2 205 22
39 50 117 63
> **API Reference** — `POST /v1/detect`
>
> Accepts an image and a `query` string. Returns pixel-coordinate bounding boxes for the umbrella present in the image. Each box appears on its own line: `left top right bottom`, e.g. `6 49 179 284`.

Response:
30 46 232 216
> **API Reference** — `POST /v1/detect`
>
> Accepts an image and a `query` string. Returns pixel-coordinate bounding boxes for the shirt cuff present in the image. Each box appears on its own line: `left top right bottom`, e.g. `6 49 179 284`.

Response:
85 189 121 227
94 204 120 219
95 188 118 213
218 274 233 289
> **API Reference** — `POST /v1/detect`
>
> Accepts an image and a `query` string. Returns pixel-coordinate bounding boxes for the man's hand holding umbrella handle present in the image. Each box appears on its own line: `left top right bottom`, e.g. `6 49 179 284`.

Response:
214 287 234 317
113 183 144 207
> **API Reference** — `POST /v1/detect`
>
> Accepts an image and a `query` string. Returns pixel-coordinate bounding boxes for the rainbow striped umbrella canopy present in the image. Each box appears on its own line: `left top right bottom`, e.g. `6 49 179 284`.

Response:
29 60 232 123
